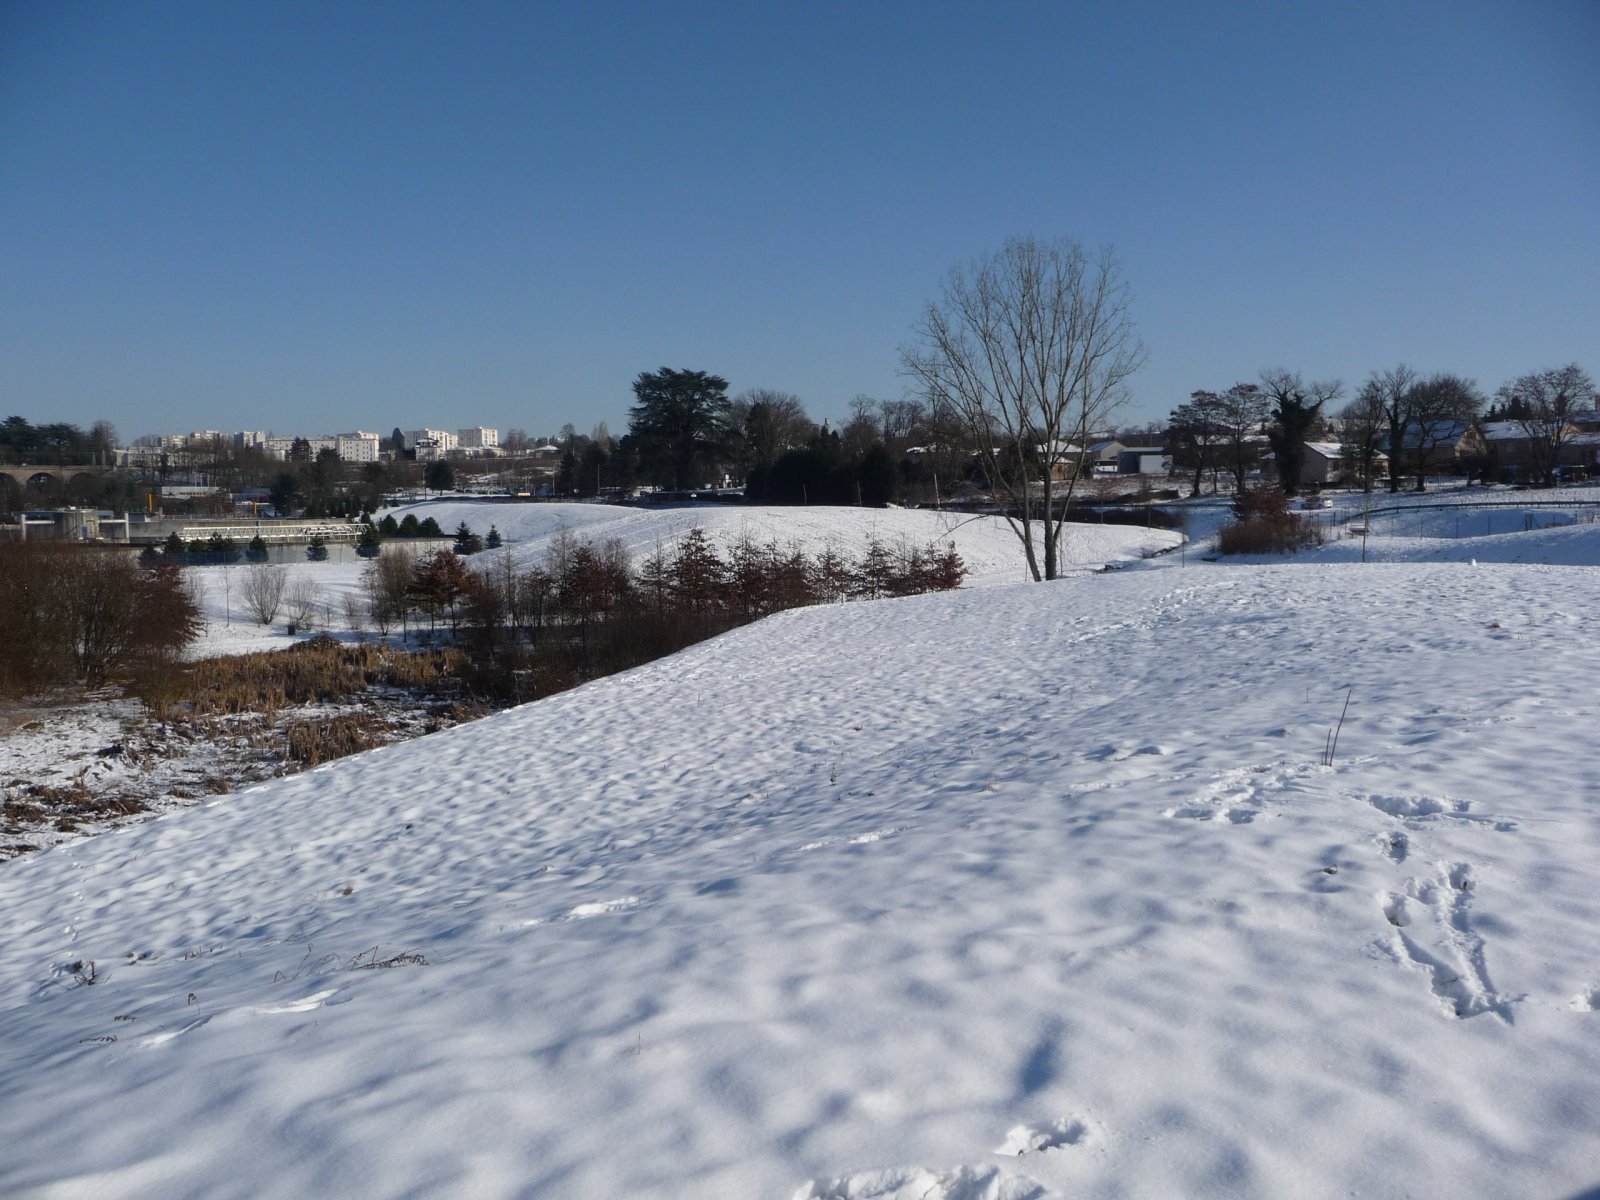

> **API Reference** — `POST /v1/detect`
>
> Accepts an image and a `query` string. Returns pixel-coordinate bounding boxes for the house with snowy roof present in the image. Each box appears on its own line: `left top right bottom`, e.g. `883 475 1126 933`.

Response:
1458 419 1585 484
1300 442 1388 487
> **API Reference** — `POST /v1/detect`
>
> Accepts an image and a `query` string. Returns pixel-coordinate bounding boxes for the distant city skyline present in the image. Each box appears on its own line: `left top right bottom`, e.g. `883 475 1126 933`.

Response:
2 2 1595 440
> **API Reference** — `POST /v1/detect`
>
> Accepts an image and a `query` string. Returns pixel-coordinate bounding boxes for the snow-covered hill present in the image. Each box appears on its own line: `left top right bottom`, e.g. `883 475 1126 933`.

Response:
184 502 1180 657
383 499 1182 586
5 557 1600 1198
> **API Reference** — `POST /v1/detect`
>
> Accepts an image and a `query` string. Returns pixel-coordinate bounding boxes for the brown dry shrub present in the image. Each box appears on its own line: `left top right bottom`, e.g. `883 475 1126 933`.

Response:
1218 488 1322 555
10 785 148 823
185 637 469 716
284 713 385 766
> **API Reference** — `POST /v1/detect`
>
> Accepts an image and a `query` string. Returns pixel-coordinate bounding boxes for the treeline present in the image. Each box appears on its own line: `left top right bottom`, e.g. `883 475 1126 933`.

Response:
0 544 201 696
355 529 965 702
1171 362 1596 497
536 373 980 506
0 416 118 467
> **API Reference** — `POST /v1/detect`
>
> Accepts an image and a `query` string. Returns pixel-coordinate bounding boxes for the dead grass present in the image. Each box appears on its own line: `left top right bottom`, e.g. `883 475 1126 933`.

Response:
283 713 387 766
4 784 149 838
184 636 470 717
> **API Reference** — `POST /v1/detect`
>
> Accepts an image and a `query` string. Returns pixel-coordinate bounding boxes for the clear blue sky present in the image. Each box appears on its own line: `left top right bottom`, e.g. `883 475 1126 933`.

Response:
2 0 1596 442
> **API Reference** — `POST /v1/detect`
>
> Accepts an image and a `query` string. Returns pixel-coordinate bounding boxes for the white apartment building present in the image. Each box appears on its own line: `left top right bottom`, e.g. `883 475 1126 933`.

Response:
336 431 381 463
457 426 499 450
151 430 227 449
262 435 337 461
405 428 459 453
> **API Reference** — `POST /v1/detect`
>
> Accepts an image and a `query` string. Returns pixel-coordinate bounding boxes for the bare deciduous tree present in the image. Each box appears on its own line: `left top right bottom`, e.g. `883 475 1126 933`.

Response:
729 389 813 474
241 563 289 625
1405 372 1481 491
285 577 321 630
1361 363 1421 494
902 236 1145 580
364 547 414 639
1496 363 1595 487
1192 384 1271 492
1339 383 1388 493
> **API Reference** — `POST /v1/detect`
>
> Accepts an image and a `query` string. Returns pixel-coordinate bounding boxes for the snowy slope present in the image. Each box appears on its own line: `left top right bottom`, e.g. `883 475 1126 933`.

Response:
183 503 1179 656
387 499 1181 586
4 561 1600 1198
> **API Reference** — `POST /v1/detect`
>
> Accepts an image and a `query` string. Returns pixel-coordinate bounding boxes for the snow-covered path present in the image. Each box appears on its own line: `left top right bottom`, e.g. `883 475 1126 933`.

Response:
3 561 1600 1198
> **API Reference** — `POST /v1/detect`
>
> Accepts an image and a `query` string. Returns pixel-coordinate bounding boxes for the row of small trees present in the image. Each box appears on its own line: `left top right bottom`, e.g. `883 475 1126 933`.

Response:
363 529 965 641
347 530 963 697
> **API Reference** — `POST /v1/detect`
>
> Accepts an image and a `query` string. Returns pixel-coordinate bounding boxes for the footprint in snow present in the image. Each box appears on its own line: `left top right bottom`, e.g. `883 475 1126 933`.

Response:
996 1116 1098 1156
1163 805 1256 824
1378 865 1514 1021
793 1163 1051 1200
1364 793 1518 833
799 828 901 852
1569 986 1600 1013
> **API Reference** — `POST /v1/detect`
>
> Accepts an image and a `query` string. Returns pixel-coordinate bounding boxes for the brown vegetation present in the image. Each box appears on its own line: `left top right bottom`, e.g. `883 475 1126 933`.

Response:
283 712 387 766
1217 488 1322 555
183 637 469 717
0 544 200 696
420 527 967 703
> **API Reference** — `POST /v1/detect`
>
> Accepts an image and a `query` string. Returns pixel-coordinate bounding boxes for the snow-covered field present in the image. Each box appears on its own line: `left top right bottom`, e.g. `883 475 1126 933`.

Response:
1170 479 1600 554
4 531 1600 1196
184 502 1181 657
381 499 1181 587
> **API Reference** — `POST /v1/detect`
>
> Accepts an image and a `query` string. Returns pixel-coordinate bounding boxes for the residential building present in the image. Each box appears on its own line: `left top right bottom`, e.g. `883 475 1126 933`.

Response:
457 427 499 451
1300 442 1387 487
1457 420 1581 484
1115 447 1170 475
1085 439 1124 471
405 428 459 454
336 432 381 463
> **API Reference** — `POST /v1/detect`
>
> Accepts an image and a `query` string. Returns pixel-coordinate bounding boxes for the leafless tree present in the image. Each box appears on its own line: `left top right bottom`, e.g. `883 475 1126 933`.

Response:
1359 363 1421 494
1193 384 1271 492
341 591 366 637
63 551 141 687
285 577 321 630
876 397 924 448
89 421 119 466
1339 383 1388 492
839 412 880 461
902 236 1146 580
1405 373 1481 491
1496 363 1595 486
729 389 813 472
364 547 414 638
241 563 289 625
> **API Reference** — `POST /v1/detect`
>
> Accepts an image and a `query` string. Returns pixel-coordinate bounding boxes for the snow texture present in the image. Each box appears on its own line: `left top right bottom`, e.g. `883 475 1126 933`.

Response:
2 517 1600 1198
